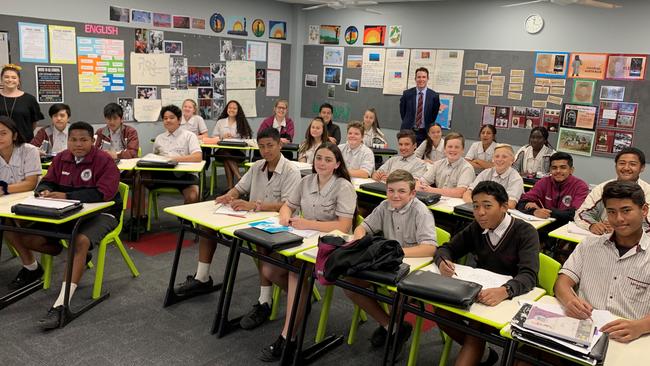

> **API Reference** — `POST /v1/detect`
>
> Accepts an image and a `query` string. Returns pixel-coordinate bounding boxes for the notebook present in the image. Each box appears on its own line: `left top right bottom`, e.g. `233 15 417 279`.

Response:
234 227 303 251
12 197 83 219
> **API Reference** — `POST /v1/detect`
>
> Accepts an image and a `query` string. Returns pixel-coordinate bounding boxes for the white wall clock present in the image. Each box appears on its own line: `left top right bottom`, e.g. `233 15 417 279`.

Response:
525 14 544 34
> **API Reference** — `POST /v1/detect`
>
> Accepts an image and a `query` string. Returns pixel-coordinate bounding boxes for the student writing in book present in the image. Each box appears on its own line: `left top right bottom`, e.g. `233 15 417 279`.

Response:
258 142 356 362
5 121 121 330
297 117 328 164
465 124 497 171
575 147 650 234
556 181 650 343
435 181 539 365
372 130 427 181
94 102 140 159
175 128 301 331
463 144 523 209
347 169 437 357
338 120 375 178
417 132 475 198
31 103 70 156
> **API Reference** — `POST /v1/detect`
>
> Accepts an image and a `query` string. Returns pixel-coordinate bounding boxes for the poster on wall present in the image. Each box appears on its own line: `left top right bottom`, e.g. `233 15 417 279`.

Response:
557 128 595 157
363 25 386 46
561 103 598 130
130 52 170 85
597 101 638 129
319 25 340 45
571 79 596 105
48 25 76 64
35 65 63 103
18 22 48 63
436 95 453 129
407 49 437 89
567 53 607 80
534 51 569 78
432 50 464 94
77 37 125 92
605 54 647 81
360 48 386 88
0 32 9 67
382 48 410 95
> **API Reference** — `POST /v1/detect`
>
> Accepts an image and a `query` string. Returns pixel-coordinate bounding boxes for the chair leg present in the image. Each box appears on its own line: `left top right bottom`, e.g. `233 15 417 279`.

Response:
312 285 322 302
315 285 334 343
5 241 19 258
360 309 368 322
147 190 153 232
269 285 281 321
210 163 216 196
92 240 109 299
439 331 452 366
348 305 363 345
41 253 53 290
407 316 424 366
113 237 139 277
153 193 159 220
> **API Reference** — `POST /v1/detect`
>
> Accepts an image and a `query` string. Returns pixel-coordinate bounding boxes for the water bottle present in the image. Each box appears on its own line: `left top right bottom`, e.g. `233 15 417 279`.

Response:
40 140 50 154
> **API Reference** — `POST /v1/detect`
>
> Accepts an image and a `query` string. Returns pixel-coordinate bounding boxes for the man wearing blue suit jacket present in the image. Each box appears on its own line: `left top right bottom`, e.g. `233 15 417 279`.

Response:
399 67 441 145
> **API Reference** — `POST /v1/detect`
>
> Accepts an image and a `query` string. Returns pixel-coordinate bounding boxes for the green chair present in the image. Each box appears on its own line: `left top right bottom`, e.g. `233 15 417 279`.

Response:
42 182 140 299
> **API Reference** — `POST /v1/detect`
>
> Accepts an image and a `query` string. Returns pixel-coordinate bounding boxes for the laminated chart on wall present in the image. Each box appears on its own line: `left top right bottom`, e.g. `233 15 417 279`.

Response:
77 37 125 92
382 48 410 95
130 52 170 85
18 22 48 63
48 25 76 64
408 49 437 89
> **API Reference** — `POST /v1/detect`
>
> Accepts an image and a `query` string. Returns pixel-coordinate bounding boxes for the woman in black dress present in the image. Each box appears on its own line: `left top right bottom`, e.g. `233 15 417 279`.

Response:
0 64 44 141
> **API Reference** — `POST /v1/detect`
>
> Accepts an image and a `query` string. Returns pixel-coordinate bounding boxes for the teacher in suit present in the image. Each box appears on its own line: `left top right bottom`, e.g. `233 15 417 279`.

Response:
399 67 440 145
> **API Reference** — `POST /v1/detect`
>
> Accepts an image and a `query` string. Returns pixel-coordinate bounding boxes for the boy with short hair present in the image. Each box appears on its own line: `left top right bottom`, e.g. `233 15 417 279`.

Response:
372 130 428 181
418 132 475 198
7 121 121 330
320 102 340 144
31 103 71 155
95 102 140 159
339 120 375 178
348 169 437 355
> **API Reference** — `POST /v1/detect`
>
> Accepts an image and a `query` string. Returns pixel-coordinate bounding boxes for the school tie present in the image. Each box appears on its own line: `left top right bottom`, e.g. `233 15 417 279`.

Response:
415 91 424 129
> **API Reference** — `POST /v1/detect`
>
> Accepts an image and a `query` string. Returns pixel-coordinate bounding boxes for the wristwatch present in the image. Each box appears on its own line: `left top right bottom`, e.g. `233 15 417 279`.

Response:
0 181 9 195
503 284 514 300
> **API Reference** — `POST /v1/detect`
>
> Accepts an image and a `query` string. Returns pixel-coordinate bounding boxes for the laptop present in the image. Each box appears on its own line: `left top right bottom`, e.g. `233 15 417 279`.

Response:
359 182 441 205
234 227 304 251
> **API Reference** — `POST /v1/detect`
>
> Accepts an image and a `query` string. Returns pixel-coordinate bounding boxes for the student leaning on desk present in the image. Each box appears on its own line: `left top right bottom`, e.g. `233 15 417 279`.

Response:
347 169 437 358
6 121 121 330
258 142 357 362
175 128 301 331
435 181 540 366
519 181 650 365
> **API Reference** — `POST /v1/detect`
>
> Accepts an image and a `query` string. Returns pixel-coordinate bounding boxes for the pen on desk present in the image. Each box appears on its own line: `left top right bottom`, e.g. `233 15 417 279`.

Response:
440 257 458 277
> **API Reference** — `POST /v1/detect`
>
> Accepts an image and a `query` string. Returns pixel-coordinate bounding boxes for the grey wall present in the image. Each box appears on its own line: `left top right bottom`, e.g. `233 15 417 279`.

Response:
293 0 650 184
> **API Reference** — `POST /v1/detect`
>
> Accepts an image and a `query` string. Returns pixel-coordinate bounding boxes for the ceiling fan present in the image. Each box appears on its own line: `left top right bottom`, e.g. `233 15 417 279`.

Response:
502 0 621 9
302 0 382 14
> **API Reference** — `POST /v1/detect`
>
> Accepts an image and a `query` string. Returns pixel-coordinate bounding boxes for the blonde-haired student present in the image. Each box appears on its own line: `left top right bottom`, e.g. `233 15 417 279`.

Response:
417 132 475 198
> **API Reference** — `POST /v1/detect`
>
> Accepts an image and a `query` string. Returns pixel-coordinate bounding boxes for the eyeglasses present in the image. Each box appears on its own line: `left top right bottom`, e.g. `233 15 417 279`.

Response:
275 106 287 110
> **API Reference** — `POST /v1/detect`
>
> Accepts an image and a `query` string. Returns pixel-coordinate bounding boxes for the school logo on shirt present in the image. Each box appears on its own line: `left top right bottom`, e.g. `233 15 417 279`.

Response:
81 169 93 181
562 195 572 207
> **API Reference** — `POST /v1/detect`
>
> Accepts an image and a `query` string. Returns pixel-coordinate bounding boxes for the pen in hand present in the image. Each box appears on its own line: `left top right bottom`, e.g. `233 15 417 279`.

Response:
440 257 458 277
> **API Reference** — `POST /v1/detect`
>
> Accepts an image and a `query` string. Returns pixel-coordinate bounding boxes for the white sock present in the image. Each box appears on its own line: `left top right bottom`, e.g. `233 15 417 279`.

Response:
53 282 78 308
480 345 490 362
195 261 211 282
258 285 273 305
24 260 38 271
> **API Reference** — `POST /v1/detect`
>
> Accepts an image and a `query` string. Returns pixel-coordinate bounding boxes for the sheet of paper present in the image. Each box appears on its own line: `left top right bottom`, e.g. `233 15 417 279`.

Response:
266 69 280 97
267 42 281 70
509 84 523 92
462 90 476 97
246 41 266 62
360 48 386 89
510 69 525 77
453 264 513 289
19 22 48 63
474 62 488 71
509 209 546 221
464 69 478 78
488 66 502 74
478 74 491 82
383 48 410 95
226 60 256 89
133 99 162 122
508 92 523 100
130 52 170 85
567 222 596 236
160 88 198 109
48 25 76 64
351 177 376 188
226 89 256 117
436 197 466 207
432 50 464 94
323 46 344 66
407 49 436 89
22 196 80 208
78 37 125 92
291 161 313 170
550 87 565 95
0 32 8 67
547 96 563 105
532 100 547 108
214 204 249 217
249 216 319 238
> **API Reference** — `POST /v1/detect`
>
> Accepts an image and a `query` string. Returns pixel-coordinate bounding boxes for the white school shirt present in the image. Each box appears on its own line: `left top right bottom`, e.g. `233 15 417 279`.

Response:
212 118 241 138
465 141 497 161
469 167 524 203
415 138 445 163
181 115 208 136
286 174 357 221
514 144 555 175
51 126 68 154
338 143 375 175
0 143 42 184
153 127 202 157
235 155 301 203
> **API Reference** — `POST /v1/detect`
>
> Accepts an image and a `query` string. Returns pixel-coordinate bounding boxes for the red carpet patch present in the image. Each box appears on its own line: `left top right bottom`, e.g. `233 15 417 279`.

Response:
126 232 193 256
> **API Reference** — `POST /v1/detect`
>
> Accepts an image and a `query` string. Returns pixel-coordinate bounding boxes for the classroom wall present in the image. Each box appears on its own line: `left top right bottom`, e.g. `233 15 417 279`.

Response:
293 0 650 184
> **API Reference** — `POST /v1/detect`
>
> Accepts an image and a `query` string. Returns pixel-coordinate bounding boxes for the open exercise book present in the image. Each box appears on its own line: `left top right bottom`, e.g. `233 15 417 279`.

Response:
428 263 513 289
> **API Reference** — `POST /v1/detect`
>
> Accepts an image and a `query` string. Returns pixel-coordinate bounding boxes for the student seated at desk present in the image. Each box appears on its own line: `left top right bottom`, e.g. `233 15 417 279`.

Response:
348 169 437 355
415 123 445 164
417 132 474 198
0 116 41 196
339 120 375 178
176 128 301 330
5 121 121 330
180 99 208 140
297 117 328 164
31 103 70 156
94 102 140 159
372 130 427 181
463 144 523 209
362 108 387 148
556 181 650 343
258 99 294 144
258 142 356 362
320 102 340 144
517 152 589 222
435 181 539 366
513 127 555 177
210 100 253 189
465 124 497 170
134 105 202 218
575 147 650 235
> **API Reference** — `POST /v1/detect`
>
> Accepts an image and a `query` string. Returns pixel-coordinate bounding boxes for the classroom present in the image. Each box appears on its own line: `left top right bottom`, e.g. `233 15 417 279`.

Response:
1 0 649 365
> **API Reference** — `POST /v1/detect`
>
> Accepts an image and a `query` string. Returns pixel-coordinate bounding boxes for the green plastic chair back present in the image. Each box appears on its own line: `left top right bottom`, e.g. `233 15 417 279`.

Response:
538 252 561 296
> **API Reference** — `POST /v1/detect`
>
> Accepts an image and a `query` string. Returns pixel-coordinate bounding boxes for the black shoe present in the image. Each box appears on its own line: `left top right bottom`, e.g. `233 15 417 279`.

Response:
259 335 295 362
8 264 44 291
391 322 413 360
175 275 213 296
370 326 388 348
479 347 499 366
38 306 63 330
240 302 272 330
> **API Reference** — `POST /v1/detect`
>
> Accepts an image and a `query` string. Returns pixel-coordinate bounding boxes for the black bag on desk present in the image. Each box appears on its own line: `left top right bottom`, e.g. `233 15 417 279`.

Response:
360 182 441 205
354 262 411 286
324 235 404 282
218 140 249 147
281 143 299 151
136 160 178 168
397 270 482 309
453 202 474 218
371 147 398 155
11 201 83 219
234 227 303 251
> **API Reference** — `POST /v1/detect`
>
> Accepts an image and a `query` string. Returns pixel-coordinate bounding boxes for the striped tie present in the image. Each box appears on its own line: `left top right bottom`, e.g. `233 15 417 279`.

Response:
415 91 423 129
